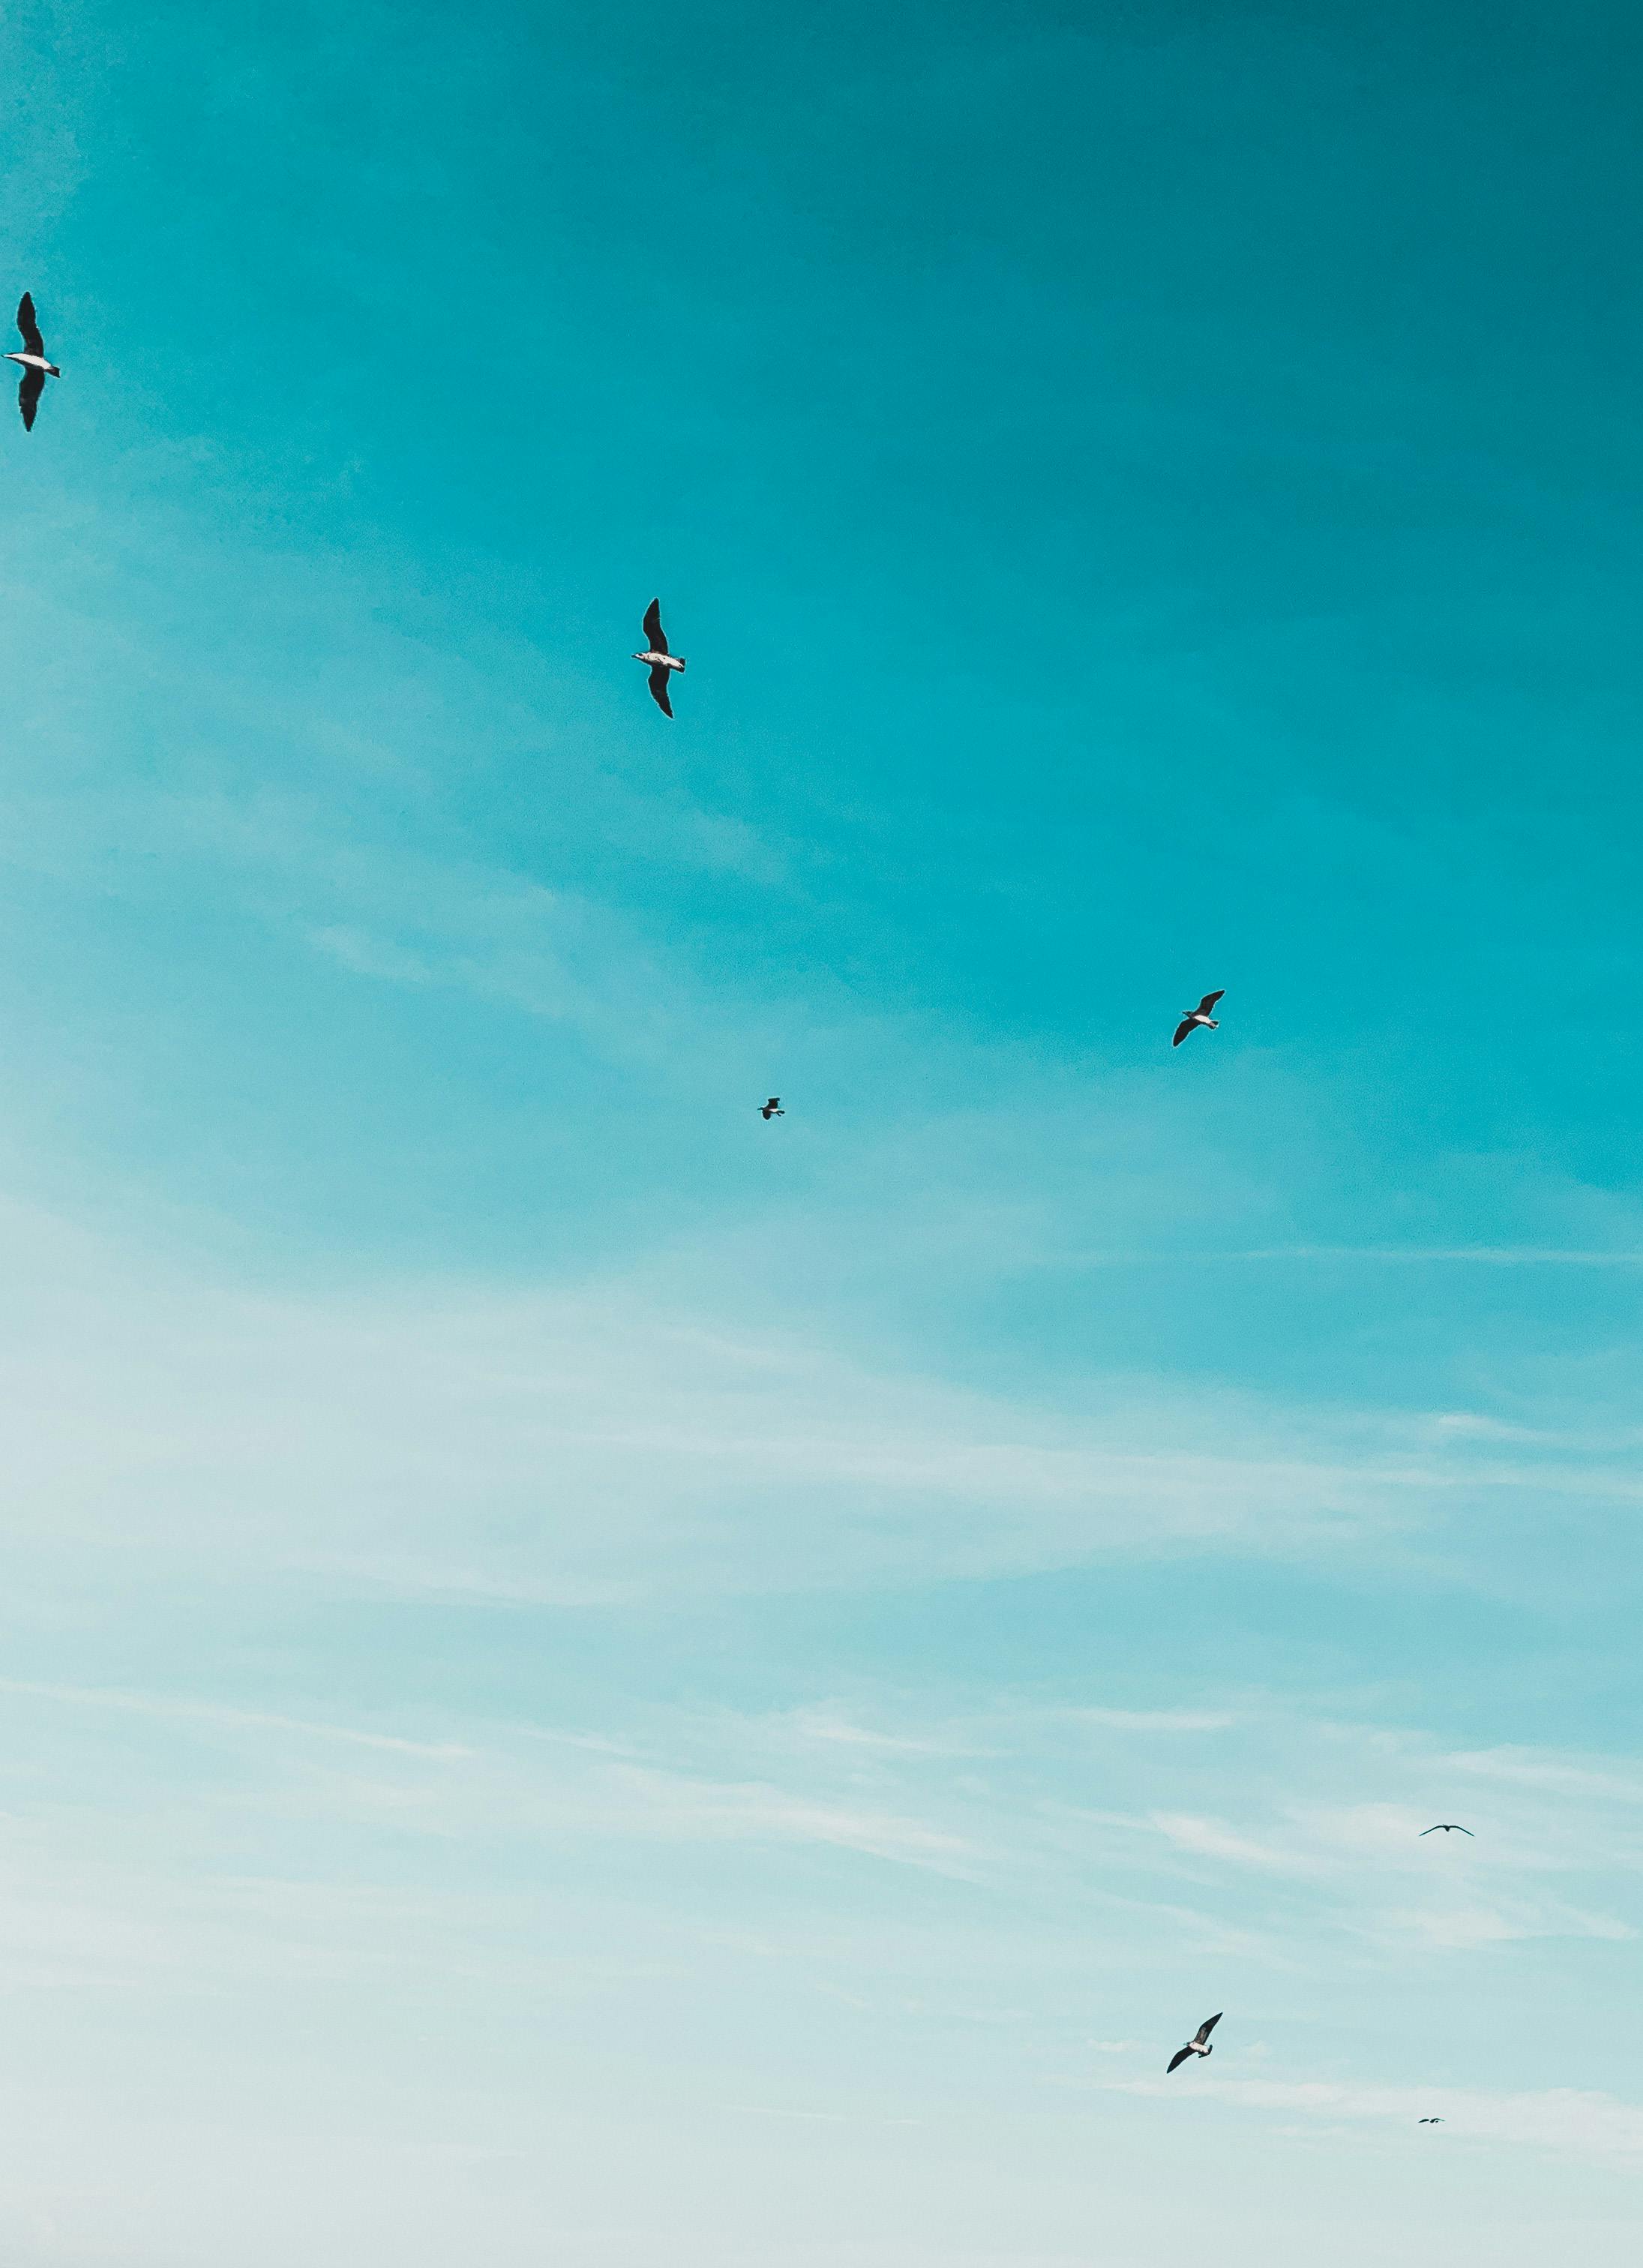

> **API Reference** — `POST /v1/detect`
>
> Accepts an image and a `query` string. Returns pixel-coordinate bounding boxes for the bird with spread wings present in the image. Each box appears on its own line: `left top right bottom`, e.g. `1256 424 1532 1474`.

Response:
1167 2012 1222 2074
1172 989 1225 1047
7 294 60 430
634 598 686 716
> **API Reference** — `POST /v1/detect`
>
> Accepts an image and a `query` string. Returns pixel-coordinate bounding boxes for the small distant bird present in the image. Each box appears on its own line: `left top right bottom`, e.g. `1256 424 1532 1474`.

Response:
1420 1824 1473 1837
1166 2012 1222 2074
1172 990 1224 1047
760 1097 784 1120
7 294 60 430
1418 2117 1444 2125
634 599 685 716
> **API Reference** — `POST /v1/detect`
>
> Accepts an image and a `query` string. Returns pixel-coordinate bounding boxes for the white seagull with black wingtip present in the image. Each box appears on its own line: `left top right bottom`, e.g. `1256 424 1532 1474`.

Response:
1172 990 1224 1048
7 294 60 430
634 599 685 716
1167 2012 1222 2074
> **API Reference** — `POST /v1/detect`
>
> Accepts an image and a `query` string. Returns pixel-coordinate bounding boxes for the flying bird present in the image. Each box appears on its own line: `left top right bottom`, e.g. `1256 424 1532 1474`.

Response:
1420 1823 1474 1836
634 598 685 716
1172 990 1224 1047
760 1097 784 1120
1166 2012 1222 2074
1418 2117 1444 2125
7 294 60 430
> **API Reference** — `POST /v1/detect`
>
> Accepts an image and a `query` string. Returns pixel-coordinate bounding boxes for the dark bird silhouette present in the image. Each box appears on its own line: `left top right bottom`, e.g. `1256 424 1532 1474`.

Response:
760 1097 784 1120
7 294 60 430
1420 1824 1473 1837
1166 2012 1222 2074
634 598 685 716
1172 990 1224 1047
1418 2117 1444 2125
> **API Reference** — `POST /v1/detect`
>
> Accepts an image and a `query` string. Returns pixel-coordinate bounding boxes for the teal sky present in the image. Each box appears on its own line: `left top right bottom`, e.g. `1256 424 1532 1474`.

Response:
4 2 1643 2260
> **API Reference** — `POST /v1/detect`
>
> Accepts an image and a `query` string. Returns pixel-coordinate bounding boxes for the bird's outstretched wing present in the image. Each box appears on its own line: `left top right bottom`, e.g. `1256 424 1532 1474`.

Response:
643 598 668 656
648 664 673 717
1197 990 1225 1016
18 365 43 430
1171 1018 1195 1047
1450 1825 1474 1835
765 1098 781 1110
1195 2012 1222 2044
16 293 43 356
1166 2047 1194 2074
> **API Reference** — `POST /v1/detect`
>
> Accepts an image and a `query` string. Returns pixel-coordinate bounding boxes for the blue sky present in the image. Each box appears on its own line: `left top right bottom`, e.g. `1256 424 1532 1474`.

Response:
2 0 1643 2260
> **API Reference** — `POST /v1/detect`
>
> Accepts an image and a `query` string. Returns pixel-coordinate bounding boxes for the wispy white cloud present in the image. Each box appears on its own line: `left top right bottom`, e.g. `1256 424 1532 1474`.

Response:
0 1678 472 1759
1147 1812 1307 1871
1226 1247 1643 1267
1444 1745 1643 1804
13 1186 1643 1622
1107 2074 1643 2163
1372 1899 1636 1951
1068 1707 1236 1734
604 1765 974 1870
782 1707 982 1756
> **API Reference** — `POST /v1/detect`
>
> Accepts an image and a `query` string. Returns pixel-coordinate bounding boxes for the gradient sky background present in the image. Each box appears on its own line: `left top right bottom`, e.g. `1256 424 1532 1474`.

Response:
3 0 1643 2260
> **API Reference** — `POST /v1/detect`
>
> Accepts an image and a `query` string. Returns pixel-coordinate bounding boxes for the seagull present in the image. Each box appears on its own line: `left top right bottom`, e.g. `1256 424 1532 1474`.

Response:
1418 2117 1444 2125
1420 1823 1474 1836
760 1097 784 1120
7 294 60 430
634 599 685 716
1166 2012 1222 2074
1172 990 1224 1047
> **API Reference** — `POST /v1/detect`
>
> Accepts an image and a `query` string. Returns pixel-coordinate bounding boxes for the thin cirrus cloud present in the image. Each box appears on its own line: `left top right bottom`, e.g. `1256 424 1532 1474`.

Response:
10 1186 1642 1617
0 1677 473 1759
1230 1247 1643 1267
1106 2076 1643 2165
1443 1748 1643 1805
1147 1813 1307 1872
1375 1901 1636 1953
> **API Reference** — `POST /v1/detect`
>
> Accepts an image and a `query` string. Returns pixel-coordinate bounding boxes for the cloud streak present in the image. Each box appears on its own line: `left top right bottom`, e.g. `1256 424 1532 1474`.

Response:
10 1190 1641 1616
1109 2074 1643 2163
0 1678 472 1758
